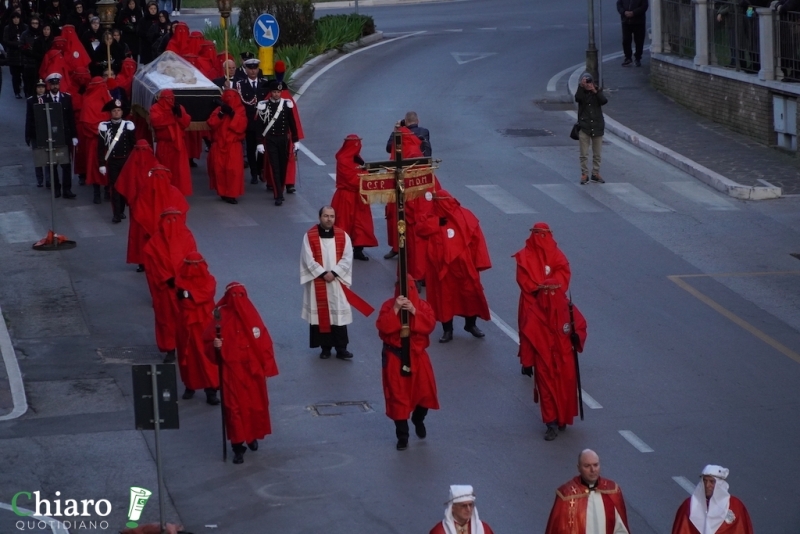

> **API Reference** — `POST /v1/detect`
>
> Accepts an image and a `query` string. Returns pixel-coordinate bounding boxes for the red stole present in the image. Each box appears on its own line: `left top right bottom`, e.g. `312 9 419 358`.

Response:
307 226 346 333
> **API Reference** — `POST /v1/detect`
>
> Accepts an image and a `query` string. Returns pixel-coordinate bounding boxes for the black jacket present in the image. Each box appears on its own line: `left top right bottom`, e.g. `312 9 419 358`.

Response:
616 0 649 24
385 123 432 157
575 86 607 137
3 22 27 64
236 77 269 131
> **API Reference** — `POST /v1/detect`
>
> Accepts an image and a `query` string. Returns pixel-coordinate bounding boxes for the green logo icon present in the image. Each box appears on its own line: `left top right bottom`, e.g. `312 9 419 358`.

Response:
126 487 152 529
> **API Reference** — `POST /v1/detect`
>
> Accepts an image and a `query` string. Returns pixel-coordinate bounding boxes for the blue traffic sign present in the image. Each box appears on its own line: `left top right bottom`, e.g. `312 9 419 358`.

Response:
253 14 280 48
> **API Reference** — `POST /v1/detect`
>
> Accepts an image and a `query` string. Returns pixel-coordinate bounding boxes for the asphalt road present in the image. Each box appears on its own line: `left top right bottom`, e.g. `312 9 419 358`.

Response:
1 0 800 533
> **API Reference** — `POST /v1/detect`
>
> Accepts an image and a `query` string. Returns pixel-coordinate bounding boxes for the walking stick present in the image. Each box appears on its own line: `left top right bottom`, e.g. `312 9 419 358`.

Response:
213 307 227 461
568 291 584 421
106 34 112 79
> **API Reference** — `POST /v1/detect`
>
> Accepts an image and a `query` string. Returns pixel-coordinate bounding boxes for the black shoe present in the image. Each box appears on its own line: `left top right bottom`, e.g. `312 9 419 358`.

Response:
590 174 605 184
63 191 76 199
336 350 353 360
438 330 453 343
558 424 567 431
189 158 198 168
354 251 369 261
383 250 398 259
163 350 176 364
78 175 86 185
414 421 427 439
622 58 632 67
635 59 642 67
205 391 220 405
247 440 258 451
286 186 296 194
182 389 195 400
250 176 259 184
232 451 244 464
465 325 485 338
120 212 126 219
320 350 331 359
136 264 145 272
275 199 283 206
544 425 558 441
222 196 238 204
112 216 121 223
55 190 62 198
396 438 408 451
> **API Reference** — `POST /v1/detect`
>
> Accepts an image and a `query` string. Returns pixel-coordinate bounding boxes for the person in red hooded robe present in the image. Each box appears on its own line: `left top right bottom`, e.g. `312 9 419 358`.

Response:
39 42 65 84
115 140 160 270
376 276 439 451
175 252 220 405
520 278 587 441
79 76 112 203
330 134 377 261
198 41 220 79
143 207 197 363
150 89 192 196
60 24 91 73
206 88 247 204
272 61 304 195
116 57 137 102
165 21 191 55
513 222 571 375
205 282 279 464
417 190 492 343
134 164 189 243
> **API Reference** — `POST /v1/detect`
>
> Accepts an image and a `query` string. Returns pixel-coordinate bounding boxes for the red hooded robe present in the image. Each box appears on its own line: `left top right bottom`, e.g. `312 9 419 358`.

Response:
330 135 377 248
166 22 192 56
78 77 112 186
376 277 439 421
198 41 220 79
116 58 138 102
175 252 219 391
203 282 278 444
133 166 190 240
521 278 587 427
60 24 91 72
116 141 160 265
150 89 192 196
417 190 492 323
143 208 198 353
206 89 247 199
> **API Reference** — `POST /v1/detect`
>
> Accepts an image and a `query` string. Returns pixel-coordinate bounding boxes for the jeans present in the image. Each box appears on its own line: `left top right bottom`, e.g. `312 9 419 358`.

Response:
158 0 173 12
579 130 603 176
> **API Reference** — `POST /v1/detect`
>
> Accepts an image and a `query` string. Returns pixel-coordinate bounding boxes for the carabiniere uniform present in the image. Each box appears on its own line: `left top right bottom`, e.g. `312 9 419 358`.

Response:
97 99 136 223
257 80 299 205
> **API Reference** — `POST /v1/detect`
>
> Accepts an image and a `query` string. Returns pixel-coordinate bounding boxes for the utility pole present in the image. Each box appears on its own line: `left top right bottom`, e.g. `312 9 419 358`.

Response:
586 0 599 83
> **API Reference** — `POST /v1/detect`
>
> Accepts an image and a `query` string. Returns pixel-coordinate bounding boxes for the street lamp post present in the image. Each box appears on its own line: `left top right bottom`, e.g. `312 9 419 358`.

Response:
216 0 232 81
586 0 599 83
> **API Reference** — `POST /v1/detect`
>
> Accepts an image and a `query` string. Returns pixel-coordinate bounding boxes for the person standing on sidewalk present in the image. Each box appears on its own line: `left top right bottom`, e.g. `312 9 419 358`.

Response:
575 73 607 185
617 0 648 67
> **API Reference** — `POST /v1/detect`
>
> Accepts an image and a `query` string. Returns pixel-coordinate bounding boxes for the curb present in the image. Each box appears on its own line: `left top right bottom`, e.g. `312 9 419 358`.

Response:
0 304 28 421
566 65 782 200
291 31 384 88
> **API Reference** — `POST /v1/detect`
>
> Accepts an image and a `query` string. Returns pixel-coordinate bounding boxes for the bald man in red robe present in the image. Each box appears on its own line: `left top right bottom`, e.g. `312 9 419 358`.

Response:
331 135 377 261
175 252 220 405
207 89 247 204
376 277 439 451
514 222 571 389
520 278 587 441
143 208 197 363
150 89 192 196
115 140 160 271
205 282 278 464
417 190 492 343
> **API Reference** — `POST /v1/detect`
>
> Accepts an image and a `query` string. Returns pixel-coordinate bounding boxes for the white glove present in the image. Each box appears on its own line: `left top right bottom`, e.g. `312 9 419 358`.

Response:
72 138 78 146
99 166 107 175
256 144 265 154
294 141 303 151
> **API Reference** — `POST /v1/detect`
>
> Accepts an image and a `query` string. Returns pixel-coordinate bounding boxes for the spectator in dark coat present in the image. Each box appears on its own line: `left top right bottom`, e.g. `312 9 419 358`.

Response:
44 0 67 34
616 0 648 67
3 11 28 98
81 15 102 55
65 0 89 35
575 72 607 185
116 0 141 59
19 14 42 98
137 1 159 63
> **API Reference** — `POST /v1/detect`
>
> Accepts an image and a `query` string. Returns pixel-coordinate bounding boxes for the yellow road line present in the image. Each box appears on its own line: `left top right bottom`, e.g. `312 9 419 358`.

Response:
667 275 800 365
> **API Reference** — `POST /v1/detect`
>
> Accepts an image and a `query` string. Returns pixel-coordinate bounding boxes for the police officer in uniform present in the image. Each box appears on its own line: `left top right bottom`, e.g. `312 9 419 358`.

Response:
256 80 298 206
44 73 78 199
97 99 136 223
25 79 50 188
235 54 268 185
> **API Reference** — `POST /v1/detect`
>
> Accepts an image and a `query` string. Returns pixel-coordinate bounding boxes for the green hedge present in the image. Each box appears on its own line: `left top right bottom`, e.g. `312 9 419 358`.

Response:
237 0 316 45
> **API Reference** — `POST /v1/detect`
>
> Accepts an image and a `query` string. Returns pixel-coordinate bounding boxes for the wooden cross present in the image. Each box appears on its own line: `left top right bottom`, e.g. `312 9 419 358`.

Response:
359 127 438 373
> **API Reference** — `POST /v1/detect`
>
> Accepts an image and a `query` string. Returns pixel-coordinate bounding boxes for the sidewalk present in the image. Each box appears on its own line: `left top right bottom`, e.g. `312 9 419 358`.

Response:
599 55 800 196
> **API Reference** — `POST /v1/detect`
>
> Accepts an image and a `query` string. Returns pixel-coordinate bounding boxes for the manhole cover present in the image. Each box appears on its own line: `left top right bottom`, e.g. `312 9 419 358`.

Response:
97 346 162 364
498 128 554 137
534 100 575 111
308 401 372 416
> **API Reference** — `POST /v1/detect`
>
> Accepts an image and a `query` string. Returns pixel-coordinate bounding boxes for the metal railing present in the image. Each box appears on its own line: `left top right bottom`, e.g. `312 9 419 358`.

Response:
774 9 800 81
662 0 696 58
709 1 761 72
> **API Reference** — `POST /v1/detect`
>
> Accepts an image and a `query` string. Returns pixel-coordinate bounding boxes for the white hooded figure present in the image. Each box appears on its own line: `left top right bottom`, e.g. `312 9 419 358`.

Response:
676 464 753 534
433 485 493 534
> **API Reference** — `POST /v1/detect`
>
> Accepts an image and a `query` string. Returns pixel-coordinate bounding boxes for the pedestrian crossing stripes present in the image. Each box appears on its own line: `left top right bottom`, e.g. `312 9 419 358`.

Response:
0 211 41 243
62 206 115 237
663 181 739 210
466 185 536 214
532 184 603 213
600 183 673 212
619 430 655 452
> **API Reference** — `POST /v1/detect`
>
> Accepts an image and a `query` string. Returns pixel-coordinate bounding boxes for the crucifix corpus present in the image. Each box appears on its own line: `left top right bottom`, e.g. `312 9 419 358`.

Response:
359 127 439 375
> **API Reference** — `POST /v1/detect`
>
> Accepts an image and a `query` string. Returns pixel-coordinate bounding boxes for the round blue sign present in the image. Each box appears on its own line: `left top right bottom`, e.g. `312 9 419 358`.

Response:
253 14 280 48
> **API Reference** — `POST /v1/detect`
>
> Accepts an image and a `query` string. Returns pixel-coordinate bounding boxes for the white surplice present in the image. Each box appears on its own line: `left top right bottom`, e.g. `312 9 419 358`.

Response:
300 230 353 326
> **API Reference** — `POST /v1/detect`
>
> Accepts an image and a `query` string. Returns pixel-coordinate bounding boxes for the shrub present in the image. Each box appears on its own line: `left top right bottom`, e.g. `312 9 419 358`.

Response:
313 14 372 54
203 21 257 61
237 0 315 46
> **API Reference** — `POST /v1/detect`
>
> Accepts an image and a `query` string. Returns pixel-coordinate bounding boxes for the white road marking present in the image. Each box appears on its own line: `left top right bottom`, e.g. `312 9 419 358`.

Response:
210 204 258 227
466 185 536 214
532 184 604 213
664 182 739 210
757 178 778 188
619 430 654 452
328 172 336 181
0 503 67 533
0 165 25 186
0 303 27 421
580 390 603 409
477 27 497 30
444 29 463 32
490 309 601 409
672 476 697 495
510 26 532 30
62 206 114 237
297 143 326 166
602 183 674 212
547 65 580 92
451 52 497 65
0 210 41 243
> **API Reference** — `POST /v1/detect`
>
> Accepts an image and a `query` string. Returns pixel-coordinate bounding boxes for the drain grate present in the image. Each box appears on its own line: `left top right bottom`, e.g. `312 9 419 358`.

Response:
97 346 162 364
498 128 554 137
308 401 372 416
534 100 575 111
